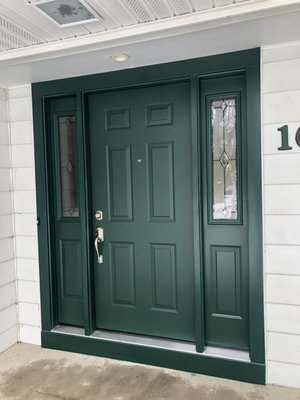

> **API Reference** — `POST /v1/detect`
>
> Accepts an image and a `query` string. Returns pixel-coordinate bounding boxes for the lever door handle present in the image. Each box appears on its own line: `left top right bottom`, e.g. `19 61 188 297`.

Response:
94 227 104 264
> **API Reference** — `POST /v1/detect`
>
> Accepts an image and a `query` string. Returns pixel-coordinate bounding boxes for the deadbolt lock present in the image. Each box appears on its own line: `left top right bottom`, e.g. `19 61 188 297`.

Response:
95 210 103 221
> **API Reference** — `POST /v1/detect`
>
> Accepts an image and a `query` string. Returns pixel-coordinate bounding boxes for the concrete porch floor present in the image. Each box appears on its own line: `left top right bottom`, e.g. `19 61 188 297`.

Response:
0 344 299 400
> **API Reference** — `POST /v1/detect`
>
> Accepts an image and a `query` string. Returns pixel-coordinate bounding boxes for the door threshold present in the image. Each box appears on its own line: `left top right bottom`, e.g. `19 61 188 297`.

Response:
51 325 250 362
91 329 196 354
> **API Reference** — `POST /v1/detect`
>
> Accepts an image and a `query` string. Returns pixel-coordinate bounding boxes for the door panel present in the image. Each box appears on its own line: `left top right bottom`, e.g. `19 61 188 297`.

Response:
148 142 175 221
201 75 249 349
107 145 133 221
59 240 82 300
110 241 135 306
210 246 242 317
150 243 177 311
88 83 195 341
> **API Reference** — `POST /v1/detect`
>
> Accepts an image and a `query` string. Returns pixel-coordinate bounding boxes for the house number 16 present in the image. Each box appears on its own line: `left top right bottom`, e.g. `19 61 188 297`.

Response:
277 125 300 150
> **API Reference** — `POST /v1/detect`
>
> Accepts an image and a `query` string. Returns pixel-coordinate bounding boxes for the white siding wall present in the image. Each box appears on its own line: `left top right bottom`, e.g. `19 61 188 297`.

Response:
8 86 41 346
262 42 300 389
0 88 18 353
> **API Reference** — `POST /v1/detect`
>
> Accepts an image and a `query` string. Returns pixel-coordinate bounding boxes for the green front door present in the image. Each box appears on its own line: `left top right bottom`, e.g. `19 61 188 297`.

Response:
88 82 195 341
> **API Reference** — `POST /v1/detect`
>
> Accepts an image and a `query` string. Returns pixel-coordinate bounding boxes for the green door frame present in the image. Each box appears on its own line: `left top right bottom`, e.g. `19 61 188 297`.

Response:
32 48 264 384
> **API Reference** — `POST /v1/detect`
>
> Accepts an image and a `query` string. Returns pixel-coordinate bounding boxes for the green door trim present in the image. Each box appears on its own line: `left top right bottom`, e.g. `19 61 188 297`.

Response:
246 66 264 363
32 48 264 383
190 75 205 352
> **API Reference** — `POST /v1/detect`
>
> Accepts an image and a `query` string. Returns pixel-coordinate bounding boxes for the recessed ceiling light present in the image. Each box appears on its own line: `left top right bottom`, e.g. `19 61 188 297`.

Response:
27 0 101 28
110 54 130 62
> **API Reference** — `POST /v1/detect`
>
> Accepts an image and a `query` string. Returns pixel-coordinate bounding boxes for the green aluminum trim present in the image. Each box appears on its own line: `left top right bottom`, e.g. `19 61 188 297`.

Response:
33 95 53 331
78 92 96 336
246 66 265 363
42 330 265 385
32 49 260 96
191 76 205 352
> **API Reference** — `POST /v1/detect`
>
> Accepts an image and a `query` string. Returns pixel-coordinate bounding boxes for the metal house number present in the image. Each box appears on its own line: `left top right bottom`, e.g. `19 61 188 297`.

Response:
277 125 300 150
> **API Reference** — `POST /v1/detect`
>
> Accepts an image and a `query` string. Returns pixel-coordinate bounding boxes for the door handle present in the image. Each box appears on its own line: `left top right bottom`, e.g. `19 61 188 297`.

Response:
94 227 104 264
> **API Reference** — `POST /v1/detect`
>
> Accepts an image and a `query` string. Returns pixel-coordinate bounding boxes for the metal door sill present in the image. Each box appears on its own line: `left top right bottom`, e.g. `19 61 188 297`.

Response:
51 325 250 362
91 329 196 354
204 346 250 362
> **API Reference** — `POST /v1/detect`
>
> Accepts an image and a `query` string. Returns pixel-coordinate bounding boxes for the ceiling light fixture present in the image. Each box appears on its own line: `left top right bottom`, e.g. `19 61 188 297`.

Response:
27 0 101 28
110 54 130 62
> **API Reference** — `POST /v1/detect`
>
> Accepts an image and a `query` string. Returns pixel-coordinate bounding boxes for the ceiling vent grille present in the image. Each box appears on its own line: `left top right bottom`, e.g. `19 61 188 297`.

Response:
146 0 173 19
168 0 193 15
0 15 43 51
120 0 155 23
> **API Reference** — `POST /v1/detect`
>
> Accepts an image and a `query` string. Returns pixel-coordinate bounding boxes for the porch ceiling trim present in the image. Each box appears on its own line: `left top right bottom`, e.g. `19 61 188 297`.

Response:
1 0 300 67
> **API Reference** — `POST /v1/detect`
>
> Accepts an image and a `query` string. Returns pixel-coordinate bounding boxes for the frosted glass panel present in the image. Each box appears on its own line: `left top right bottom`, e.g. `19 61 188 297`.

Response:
211 99 237 220
58 115 79 218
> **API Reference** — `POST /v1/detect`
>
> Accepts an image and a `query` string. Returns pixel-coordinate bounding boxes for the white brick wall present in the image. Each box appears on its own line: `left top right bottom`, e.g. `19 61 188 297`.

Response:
262 42 300 389
8 86 41 346
0 88 18 353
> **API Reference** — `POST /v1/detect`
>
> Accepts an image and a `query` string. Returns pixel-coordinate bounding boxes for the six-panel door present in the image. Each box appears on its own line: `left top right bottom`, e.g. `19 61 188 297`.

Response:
88 83 195 341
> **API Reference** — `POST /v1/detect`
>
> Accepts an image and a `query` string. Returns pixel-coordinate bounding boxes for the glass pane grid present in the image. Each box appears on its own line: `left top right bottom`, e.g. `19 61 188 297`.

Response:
211 98 237 221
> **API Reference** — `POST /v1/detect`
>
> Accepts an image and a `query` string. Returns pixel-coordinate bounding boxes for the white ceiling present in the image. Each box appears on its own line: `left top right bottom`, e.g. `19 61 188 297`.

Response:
0 0 251 51
0 0 300 86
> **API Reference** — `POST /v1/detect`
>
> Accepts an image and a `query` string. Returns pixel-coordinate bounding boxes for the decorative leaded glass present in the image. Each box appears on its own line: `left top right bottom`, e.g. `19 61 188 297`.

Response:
211 99 237 220
58 115 79 217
